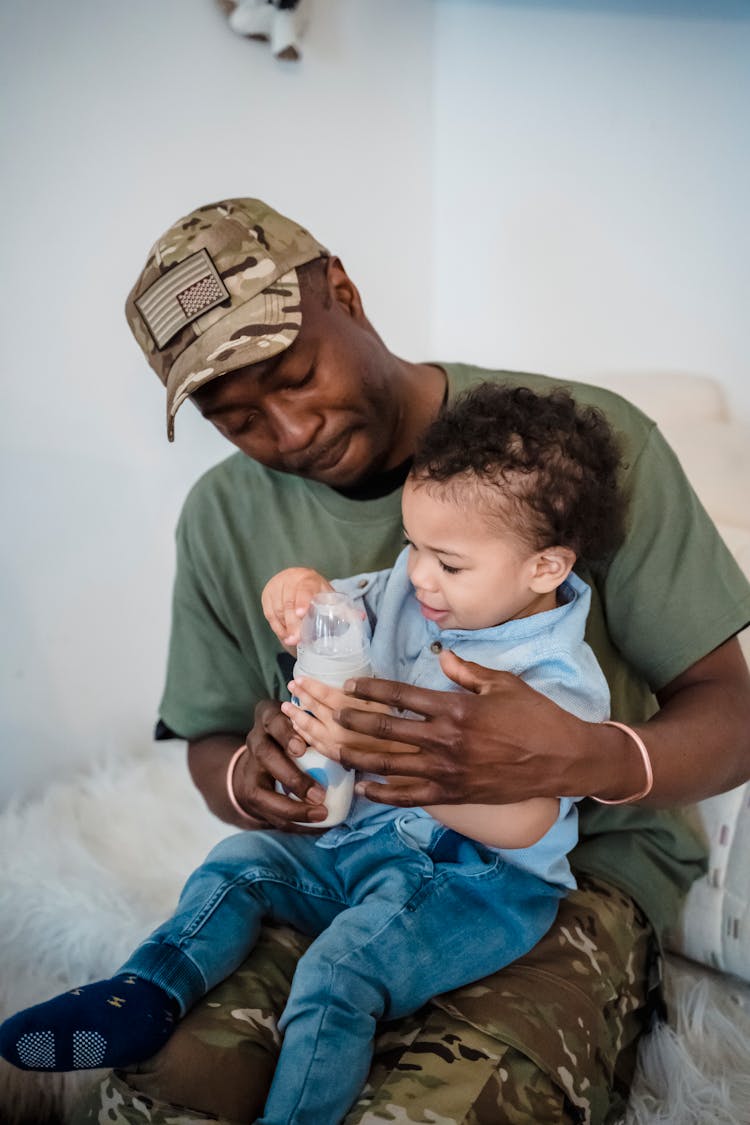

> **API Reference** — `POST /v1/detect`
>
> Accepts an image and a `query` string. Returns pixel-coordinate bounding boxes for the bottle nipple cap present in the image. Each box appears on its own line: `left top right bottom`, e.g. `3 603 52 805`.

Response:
299 591 368 658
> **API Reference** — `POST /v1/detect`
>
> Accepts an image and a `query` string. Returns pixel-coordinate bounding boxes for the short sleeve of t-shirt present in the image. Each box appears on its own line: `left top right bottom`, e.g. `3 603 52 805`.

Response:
597 421 750 693
158 510 269 740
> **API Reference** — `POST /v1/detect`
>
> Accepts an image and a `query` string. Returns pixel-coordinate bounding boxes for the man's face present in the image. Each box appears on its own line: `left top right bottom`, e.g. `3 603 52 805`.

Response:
191 269 403 489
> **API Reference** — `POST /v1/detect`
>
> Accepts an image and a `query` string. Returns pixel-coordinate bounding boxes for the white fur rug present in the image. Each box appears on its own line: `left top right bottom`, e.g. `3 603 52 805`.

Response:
1 745 749 1125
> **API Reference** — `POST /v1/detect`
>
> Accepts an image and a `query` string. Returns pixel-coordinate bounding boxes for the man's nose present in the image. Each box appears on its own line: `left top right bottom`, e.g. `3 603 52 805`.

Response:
265 401 322 454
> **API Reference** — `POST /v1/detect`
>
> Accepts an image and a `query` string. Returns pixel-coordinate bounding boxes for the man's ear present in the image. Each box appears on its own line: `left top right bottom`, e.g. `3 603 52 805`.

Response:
528 546 576 593
325 256 366 320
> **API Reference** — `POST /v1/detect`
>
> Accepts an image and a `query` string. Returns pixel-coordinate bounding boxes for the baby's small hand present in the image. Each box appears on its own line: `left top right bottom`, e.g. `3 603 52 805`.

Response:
261 568 334 649
282 676 394 762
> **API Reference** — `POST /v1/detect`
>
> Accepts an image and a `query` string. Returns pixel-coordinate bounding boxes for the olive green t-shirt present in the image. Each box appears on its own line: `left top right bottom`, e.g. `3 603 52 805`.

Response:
159 364 750 938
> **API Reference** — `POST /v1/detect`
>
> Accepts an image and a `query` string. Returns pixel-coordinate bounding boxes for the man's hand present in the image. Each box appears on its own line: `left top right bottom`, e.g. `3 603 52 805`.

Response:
329 649 595 808
188 700 332 831
261 567 333 649
333 640 750 808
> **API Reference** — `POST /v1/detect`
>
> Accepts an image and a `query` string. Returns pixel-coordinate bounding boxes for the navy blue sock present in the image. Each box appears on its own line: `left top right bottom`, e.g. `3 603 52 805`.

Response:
0 975 177 1071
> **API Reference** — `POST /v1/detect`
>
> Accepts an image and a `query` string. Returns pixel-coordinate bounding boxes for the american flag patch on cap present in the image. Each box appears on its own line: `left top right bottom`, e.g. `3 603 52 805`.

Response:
135 248 229 349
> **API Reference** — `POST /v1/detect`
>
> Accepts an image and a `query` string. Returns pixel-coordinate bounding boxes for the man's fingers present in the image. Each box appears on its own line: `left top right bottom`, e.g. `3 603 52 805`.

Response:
231 747 328 828
260 700 305 750
267 751 326 804
344 666 517 721
293 675 391 717
335 700 439 750
254 708 328 803
253 785 329 826
437 648 503 694
248 747 330 823
337 744 434 777
342 674 465 722
354 775 441 807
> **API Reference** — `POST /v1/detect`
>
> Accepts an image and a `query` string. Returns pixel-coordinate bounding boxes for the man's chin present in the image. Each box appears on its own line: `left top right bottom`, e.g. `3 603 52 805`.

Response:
304 432 386 490
263 430 392 490
326 445 399 492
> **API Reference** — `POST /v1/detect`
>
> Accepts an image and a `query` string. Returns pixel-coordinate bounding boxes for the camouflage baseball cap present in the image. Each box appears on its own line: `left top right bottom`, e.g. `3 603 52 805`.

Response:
125 198 329 440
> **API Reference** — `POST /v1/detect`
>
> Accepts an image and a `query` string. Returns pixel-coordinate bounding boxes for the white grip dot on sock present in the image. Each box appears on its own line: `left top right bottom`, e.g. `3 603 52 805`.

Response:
73 1029 107 1068
17 1030 56 1068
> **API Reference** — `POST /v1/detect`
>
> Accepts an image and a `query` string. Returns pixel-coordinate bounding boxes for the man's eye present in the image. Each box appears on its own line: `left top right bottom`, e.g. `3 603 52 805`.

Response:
280 369 314 392
226 413 256 436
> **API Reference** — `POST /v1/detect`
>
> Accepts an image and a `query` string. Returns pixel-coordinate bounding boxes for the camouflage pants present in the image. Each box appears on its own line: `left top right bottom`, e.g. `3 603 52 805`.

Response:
70 874 656 1125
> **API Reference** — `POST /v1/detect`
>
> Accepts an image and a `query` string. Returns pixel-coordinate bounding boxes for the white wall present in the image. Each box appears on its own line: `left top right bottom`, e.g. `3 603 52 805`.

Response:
0 0 435 803
2 0 747 804
432 0 750 420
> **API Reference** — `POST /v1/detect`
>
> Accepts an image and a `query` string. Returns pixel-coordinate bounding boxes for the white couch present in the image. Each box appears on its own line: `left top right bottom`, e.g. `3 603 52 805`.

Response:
0 372 749 1125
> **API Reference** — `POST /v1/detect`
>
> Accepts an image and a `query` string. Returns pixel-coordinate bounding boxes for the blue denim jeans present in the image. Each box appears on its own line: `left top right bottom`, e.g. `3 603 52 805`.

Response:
121 822 564 1125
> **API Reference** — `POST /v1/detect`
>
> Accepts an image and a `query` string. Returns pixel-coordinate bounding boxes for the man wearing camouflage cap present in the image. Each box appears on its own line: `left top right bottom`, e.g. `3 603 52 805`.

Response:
127 199 330 444
70 198 749 1124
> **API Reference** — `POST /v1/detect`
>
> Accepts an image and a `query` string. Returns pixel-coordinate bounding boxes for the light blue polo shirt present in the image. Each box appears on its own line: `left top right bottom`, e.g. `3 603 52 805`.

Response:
312 550 610 891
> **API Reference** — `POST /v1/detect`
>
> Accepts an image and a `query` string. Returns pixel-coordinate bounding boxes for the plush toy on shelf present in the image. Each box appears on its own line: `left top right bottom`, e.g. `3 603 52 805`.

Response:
219 0 304 62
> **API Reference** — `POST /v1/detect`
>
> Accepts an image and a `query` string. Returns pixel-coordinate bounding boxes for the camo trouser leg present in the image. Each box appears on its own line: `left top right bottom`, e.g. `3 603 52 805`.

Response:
70 874 656 1125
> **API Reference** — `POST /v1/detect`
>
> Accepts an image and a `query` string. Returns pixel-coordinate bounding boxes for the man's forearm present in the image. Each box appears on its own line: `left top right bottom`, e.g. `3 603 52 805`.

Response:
591 637 750 806
333 637 750 810
187 733 254 827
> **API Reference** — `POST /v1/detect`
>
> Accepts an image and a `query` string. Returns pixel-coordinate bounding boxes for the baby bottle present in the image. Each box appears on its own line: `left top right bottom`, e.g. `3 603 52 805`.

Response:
281 590 372 827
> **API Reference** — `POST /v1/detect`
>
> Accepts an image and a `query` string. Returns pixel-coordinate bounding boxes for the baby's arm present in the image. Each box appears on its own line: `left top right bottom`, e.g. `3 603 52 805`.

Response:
424 798 559 850
426 634 607 849
262 567 334 649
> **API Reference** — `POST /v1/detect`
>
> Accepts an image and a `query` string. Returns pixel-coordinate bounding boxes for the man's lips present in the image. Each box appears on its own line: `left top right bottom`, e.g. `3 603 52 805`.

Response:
286 430 351 475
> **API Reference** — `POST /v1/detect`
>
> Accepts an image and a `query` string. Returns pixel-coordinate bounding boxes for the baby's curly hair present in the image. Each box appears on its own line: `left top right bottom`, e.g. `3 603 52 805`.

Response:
411 383 626 563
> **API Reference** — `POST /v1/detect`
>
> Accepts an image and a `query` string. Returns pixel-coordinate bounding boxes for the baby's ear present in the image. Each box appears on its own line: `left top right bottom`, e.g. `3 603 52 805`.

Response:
529 546 576 593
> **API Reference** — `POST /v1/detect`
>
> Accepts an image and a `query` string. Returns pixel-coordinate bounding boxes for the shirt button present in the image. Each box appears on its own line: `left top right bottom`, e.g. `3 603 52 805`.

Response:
358 579 368 588
430 641 443 654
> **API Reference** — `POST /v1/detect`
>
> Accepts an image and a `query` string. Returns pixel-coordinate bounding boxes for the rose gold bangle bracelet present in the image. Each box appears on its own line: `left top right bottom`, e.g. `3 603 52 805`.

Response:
592 720 654 805
225 744 257 825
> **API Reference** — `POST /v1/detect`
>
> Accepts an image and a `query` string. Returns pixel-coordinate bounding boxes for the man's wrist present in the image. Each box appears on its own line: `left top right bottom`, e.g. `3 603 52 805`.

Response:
226 745 259 825
187 734 260 826
591 722 654 804
588 721 654 804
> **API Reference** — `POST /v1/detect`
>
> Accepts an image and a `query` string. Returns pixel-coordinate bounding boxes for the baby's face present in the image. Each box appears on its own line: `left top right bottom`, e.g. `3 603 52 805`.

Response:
401 478 549 631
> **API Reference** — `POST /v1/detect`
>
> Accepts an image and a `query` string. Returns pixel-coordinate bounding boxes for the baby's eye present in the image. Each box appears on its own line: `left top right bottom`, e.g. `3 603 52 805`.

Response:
439 561 461 575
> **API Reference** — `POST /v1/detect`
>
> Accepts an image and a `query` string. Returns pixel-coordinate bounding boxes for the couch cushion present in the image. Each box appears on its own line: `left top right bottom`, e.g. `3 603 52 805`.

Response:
658 422 750 533
666 784 750 983
588 373 730 426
